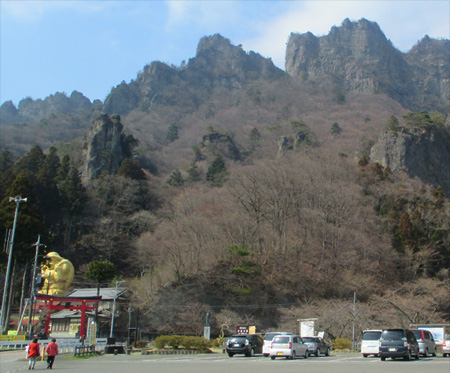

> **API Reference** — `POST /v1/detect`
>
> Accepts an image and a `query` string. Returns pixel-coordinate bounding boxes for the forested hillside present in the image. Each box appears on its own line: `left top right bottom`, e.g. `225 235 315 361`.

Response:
0 18 449 339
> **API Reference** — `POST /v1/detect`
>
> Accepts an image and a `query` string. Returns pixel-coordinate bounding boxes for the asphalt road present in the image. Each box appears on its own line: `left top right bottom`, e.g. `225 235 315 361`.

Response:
1 351 450 373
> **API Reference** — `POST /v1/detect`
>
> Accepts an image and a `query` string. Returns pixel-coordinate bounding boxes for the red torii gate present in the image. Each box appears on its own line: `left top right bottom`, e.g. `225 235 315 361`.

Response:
35 294 101 338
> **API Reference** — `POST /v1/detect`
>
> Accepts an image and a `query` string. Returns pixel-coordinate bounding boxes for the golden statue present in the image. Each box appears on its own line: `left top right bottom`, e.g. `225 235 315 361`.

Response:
39 252 75 296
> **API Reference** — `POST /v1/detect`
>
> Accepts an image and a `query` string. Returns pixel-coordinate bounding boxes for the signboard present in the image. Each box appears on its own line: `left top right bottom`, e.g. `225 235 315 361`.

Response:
236 325 249 335
299 319 317 337
249 326 256 335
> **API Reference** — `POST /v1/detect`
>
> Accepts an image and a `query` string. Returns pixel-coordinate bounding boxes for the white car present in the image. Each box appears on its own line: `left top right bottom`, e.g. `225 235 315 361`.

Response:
263 332 293 357
361 329 382 357
270 334 309 360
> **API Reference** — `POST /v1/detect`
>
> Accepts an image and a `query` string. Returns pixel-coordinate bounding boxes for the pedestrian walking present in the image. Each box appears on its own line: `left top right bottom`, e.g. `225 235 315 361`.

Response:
27 337 40 370
45 338 59 369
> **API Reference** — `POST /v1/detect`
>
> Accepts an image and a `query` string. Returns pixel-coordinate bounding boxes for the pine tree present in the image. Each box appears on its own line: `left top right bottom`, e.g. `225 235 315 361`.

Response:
206 154 228 186
166 123 179 142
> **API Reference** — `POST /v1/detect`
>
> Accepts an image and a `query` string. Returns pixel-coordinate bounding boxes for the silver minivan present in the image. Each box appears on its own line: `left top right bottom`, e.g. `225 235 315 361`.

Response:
270 334 309 360
411 329 437 357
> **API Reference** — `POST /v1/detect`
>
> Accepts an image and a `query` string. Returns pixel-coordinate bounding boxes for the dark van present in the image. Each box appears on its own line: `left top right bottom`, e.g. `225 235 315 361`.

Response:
379 329 420 361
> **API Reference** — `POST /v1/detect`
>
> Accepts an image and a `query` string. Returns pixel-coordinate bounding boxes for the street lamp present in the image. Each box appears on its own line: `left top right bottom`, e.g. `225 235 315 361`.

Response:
0 196 27 334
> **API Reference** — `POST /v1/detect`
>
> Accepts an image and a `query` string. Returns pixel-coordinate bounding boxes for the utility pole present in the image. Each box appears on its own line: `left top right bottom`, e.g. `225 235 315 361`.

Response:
352 292 356 351
109 280 125 338
27 235 46 337
0 196 27 335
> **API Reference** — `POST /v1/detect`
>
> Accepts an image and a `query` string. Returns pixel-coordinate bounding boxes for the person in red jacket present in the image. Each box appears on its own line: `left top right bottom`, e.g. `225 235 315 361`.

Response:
45 338 59 369
27 337 40 370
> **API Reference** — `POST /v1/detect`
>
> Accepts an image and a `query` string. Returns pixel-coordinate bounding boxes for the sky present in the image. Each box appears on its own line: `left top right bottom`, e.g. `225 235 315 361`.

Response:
1 0 449 106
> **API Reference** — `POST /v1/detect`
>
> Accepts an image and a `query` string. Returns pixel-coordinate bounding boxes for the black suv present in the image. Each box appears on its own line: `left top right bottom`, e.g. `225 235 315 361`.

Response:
226 334 263 357
379 329 420 361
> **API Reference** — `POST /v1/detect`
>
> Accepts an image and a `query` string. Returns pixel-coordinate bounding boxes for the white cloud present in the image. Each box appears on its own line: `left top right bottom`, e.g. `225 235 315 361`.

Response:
241 0 450 68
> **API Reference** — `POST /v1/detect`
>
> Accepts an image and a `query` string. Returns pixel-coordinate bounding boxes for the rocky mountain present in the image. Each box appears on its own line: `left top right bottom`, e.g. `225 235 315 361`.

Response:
0 91 100 125
102 34 283 116
285 18 449 112
84 114 128 180
370 120 450 195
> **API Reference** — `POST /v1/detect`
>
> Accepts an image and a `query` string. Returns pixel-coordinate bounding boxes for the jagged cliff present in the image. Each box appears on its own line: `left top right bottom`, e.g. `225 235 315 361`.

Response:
102 34 283 115
0 91 98 125
84 114 127 180
370 125 450 195
285 18 449 112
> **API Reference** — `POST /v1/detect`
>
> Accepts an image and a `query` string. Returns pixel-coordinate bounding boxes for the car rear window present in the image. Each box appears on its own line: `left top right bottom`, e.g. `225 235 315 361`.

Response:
381 330 404 340
412 330 423 340
362 332 382 340
302 337 316 342
229 336 246 343
273 336 290 343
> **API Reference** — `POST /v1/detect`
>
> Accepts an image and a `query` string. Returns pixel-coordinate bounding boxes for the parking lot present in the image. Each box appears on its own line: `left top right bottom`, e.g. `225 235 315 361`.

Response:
1 351 450 373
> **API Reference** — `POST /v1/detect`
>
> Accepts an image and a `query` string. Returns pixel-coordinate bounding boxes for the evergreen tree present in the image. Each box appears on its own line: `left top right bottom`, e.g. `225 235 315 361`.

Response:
57 154 71 182
206 154 228 186
13 145 45 174
0 149 15 173
386 115 401 132
167 169 184 186
249 127 261 152
330 122 343 135
117 158 146 180
187 162 201 183
0 170 45 266
166 123 179 142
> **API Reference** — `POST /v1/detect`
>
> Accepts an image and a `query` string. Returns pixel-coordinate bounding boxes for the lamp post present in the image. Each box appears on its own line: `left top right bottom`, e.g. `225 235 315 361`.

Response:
0 196 27 334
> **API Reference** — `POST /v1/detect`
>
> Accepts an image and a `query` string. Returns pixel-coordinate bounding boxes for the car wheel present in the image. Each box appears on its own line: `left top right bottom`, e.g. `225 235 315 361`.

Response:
325 348 330 356
228 353 234 358
291 351 296 360
415 352 419 360
363 354 368 358
263 354 269 357
315 350 319 357
304 350 309 359
404 350 411 361
424 348 428 357
250 348 255 357
432 348 436 357
381 357 386 361
271 356 276 360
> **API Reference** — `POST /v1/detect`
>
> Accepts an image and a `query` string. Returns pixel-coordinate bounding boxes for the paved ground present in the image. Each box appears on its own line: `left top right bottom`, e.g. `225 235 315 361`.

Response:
1 351 450 373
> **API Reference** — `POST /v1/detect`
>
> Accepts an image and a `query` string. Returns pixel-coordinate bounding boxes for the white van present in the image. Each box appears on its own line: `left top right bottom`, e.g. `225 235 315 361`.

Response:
361 329 382 357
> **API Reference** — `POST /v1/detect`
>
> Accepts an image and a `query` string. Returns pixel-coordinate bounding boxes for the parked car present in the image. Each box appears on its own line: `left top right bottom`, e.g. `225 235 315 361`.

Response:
302 336 330 356
262 332 293 357
361 329 382 357
270 334 309 360
226 334 263 357
411 329 437 357
442 334 450 357
379 329 420 361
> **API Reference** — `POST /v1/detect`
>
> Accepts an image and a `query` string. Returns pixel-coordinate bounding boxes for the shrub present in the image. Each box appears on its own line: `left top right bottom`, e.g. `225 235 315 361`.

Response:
168 335 183 349
333 338 352 350
135 340 148 348
152 336 169 349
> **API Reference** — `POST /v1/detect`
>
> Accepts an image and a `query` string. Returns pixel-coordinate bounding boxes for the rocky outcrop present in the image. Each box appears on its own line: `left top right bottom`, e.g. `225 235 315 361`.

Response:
0 91 95 125
84 114 127 180
103 34 283 115
201 132 241 160
285 18 449 112
370 126 450 195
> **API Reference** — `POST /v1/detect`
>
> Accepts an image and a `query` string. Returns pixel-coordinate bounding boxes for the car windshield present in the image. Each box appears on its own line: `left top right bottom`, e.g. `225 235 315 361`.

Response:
302 337 316 342
362 332 381 340
273 336 290 343
381 330 404 340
